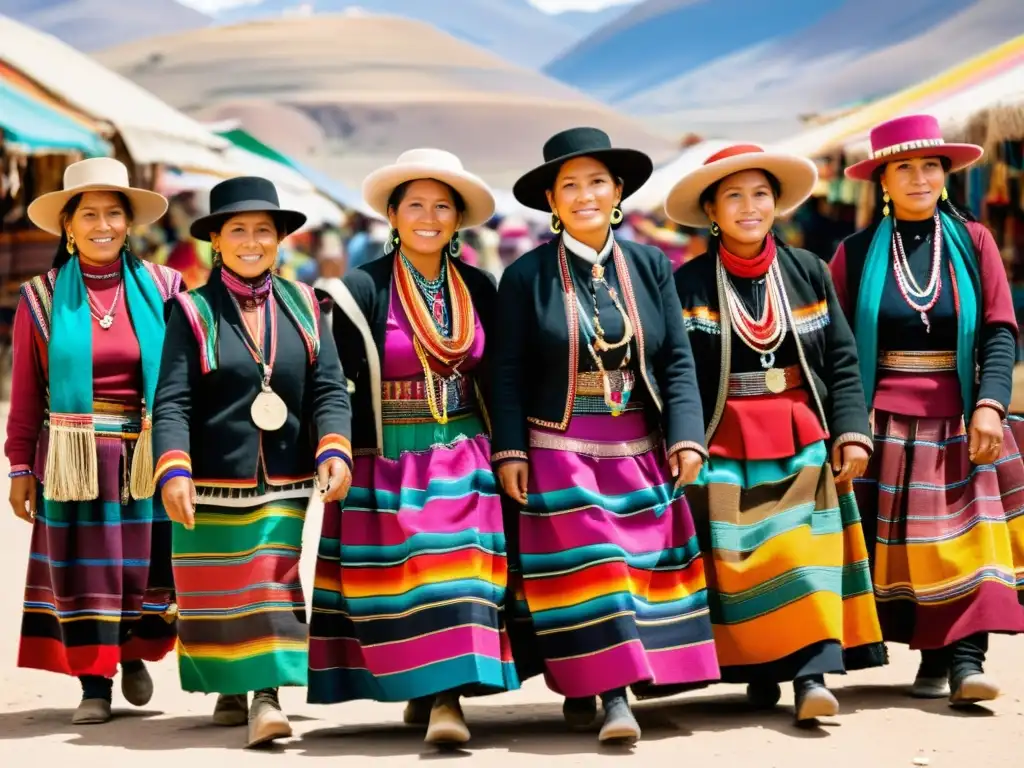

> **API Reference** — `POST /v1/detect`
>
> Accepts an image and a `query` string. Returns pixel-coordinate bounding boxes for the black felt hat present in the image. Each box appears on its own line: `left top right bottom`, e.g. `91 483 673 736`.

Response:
189 176 307 241
512 127 654 212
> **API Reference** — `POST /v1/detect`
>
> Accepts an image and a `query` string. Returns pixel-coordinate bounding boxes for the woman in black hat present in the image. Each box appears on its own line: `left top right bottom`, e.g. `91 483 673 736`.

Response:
491 128 720 744
151 176 353 748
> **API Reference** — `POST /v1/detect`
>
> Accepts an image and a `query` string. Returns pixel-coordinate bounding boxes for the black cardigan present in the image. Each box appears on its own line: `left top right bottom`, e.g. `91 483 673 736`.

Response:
674 244 872 451
152 277 352 487
318 254 497 454
490 236 707 461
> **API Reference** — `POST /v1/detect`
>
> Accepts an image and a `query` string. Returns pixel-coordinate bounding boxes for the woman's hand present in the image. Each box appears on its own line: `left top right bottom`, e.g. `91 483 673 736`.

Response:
832 443 870 484
318 458 353 504
668 448 703 490
497 460 529 505
161 475 196 530
9 474 36 523
968 405 1004 465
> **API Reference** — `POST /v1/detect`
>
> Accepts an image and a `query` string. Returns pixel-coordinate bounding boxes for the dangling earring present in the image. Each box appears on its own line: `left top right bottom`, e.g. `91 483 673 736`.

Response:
941 186 949 202
384 227 400 255
882 190 891 217
550 212 562 234
709 221 720 236
609 205 623 225
66 234 76 256
448 230 461 257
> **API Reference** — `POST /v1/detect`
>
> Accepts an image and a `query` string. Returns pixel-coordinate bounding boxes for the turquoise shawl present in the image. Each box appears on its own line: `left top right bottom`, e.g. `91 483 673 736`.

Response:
853 212 980 422
44 250 167 503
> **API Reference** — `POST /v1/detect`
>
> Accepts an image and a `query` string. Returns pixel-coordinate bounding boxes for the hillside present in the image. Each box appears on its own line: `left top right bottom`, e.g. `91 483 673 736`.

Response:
546 0 1024 140
96 15 678 190
204 0 636 69
0 0 210 51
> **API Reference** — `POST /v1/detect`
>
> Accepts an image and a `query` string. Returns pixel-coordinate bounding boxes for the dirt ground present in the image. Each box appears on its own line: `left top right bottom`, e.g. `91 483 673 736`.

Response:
0 404 1021 767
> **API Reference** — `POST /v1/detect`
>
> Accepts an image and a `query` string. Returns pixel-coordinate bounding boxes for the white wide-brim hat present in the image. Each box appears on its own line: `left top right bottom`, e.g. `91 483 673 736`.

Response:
27 157 169 236
362 148 495 229
664 143 818 228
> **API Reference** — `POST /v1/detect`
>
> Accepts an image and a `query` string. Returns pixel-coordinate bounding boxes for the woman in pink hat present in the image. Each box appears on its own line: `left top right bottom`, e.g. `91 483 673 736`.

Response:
664 143 884 724
830 114 1024 706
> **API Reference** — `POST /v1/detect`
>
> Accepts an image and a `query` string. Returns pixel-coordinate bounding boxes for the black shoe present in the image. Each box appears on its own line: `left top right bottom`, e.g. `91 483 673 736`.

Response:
793 677 838 723
562 696 598 730
746 681 782 709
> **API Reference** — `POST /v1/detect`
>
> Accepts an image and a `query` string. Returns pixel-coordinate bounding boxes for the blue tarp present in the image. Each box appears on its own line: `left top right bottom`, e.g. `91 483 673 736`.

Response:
0 80 110 157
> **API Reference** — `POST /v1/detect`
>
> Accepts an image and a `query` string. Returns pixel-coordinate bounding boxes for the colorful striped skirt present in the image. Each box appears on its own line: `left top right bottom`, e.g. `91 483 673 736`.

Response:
308 413 519 703
19 403 176 678
686 441 886 683
854 411 1024 649
513 411 720 698
172 496 309 694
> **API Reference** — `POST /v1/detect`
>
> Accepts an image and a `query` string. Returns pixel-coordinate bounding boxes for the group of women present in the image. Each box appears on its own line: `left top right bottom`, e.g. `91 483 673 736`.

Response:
7 113 1024 750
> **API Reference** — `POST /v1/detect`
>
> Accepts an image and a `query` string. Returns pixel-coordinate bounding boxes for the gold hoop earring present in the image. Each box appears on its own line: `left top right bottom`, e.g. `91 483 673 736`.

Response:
709 221 720 236
882 190 891 218
609 206 623 225
66 234 76 255
550 212 562 234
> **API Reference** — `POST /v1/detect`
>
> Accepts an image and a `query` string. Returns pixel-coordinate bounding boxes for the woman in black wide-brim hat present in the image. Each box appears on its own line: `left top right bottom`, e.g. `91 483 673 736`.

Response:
151 176 353 748
491 127 720 744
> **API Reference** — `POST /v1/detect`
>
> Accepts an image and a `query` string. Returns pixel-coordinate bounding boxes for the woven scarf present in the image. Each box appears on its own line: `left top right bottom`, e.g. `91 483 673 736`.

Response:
176 267 320 374
45 250 167 502
853 212 980 421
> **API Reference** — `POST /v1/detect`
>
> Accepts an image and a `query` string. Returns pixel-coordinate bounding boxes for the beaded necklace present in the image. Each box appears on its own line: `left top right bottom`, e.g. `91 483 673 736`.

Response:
719 257 790 393
891 213 942 333
401 252 450 337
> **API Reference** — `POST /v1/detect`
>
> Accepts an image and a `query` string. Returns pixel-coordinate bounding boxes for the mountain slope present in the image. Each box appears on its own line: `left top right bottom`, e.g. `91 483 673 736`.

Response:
546 0 1024 140
0 0 210 51
205 0 636 68
96 15 677 190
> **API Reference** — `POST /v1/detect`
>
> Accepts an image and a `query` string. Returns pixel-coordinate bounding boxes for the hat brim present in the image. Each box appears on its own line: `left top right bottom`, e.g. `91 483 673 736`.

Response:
189 200 308 241
362 164 495 229
27 184 169 236
844 143 984 181
664 153 818 228
512 148 654 212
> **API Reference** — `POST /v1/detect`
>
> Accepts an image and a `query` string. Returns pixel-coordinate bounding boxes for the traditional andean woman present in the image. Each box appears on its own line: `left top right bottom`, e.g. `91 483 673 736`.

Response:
665 143 886 723
152 176 353 747
308 149 518 747
6 158 181 724
492 128 720 744
829 115 1024 706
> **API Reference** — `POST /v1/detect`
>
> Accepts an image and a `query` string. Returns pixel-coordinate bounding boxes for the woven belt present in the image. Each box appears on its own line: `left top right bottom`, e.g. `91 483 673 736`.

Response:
576 369 635 397
381 377 475 423
727 364 803 397
878 350 957 372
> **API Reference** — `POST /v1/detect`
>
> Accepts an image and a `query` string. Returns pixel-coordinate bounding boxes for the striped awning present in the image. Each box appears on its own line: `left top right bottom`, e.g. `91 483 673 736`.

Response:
0 78 110 157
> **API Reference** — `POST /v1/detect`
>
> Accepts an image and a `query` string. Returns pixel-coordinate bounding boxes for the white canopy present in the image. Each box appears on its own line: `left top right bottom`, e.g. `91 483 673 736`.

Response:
0 14 230 172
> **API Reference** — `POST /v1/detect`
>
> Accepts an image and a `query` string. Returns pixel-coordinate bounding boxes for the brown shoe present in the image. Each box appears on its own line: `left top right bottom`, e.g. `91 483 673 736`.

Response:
246 691 292 748
120 663 154 707
424 695 470 745
213 693 249 727
403 696 433 726
72 698 112 725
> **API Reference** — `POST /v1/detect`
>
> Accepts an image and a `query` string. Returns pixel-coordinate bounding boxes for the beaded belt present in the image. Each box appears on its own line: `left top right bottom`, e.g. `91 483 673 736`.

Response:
727 364 803 397
381 377 476 424
44 401 142 439
573 370 644 415
878 350 957 372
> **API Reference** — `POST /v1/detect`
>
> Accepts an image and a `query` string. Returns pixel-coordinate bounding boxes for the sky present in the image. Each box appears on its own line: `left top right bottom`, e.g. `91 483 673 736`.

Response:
178 0 635 13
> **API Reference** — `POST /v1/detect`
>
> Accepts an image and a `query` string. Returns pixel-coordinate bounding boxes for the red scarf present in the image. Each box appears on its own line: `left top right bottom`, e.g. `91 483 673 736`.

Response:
719 235 776 278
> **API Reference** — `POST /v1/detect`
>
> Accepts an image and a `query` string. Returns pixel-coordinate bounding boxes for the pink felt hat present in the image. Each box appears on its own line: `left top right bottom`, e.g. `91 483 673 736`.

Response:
844 114 983 182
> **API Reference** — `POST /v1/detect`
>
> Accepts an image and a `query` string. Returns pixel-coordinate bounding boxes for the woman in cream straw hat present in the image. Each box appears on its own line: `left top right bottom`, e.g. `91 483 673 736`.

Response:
830 114 1024 707
5 157 182 724
492 127 719 744
666 143 885 724
308 149 518 746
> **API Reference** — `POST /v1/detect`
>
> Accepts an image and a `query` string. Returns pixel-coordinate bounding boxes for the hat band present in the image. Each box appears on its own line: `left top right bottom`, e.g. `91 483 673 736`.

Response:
705 144 764 165
870 137 945 160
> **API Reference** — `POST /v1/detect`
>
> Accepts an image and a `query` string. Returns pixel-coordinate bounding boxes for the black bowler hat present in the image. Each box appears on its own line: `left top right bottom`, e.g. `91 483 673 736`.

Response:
512 127 654 212
189 176 307 241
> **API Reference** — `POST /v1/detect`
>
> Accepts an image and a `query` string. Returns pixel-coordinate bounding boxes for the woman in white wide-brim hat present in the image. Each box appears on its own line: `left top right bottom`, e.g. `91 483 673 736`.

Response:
665 143 886 725
308 149 519 747
6 157 182 725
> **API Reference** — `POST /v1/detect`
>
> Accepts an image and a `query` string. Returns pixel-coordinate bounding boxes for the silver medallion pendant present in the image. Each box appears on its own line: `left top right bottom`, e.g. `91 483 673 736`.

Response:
251 388 288 431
